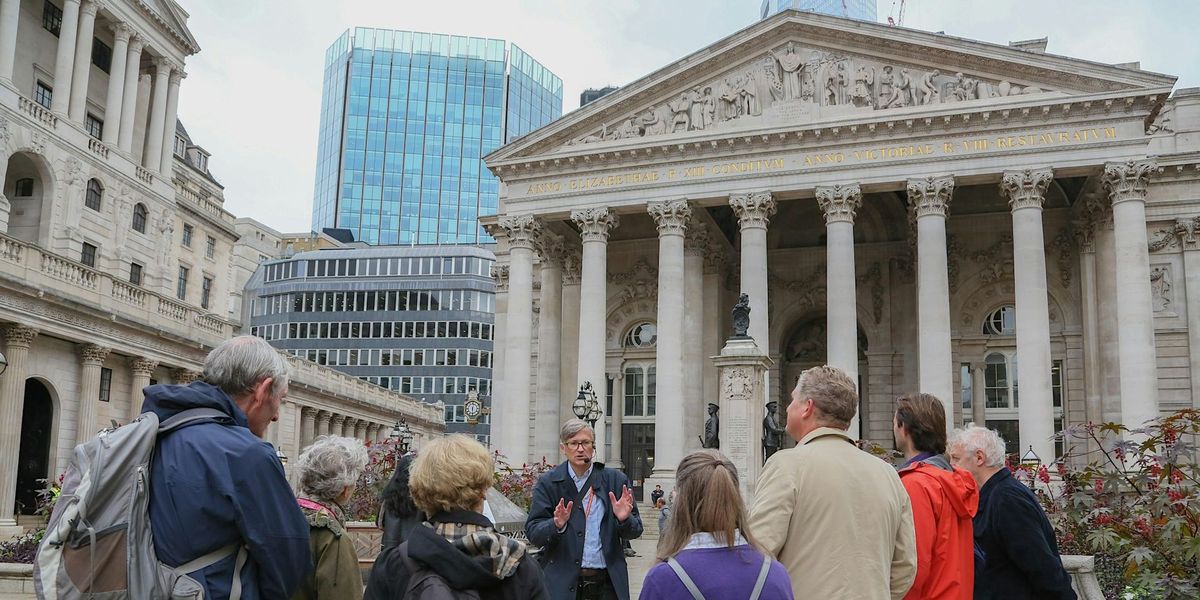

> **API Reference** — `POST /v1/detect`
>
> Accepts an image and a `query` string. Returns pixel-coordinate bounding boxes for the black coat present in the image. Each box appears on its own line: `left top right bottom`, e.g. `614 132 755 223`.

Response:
973 468 1077 600
525 462 643 600
363 510 549 600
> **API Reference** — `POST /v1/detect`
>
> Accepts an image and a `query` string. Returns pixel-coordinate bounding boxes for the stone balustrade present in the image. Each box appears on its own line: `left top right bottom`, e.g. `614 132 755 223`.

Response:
135 165 153 185
87 137 109 160
284 353 443 429
175 184 237 227
17 96 55 129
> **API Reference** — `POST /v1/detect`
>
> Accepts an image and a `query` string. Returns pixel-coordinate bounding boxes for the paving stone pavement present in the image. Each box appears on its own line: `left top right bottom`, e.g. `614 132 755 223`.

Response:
627 505 662 599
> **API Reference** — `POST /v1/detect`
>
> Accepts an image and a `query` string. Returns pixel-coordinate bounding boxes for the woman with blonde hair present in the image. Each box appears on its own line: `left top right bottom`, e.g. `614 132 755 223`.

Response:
640 450 793 600
290 435 369 600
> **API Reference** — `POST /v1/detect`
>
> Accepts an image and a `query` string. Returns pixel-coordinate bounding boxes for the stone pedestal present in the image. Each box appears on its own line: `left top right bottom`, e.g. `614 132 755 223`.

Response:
712 336 774 501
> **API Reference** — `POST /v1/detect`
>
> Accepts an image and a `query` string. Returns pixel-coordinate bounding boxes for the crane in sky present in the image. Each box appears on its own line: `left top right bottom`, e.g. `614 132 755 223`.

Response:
887 0 907 26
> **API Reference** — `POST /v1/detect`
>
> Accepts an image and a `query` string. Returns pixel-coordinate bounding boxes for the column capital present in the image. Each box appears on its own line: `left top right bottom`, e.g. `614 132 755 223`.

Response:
315 410 332 424
1072 219 1097 254
1000 168 1053 211
499 214 543 251
571 207 620 242
127 34 144 54
129 357 158 376
78 343 110 365
491 264 510 292
300 406 318 419
729 191 776 229
815 184 863 224
537 231 565 266
110 22 133 43
684 219 710 255
648 199 692 236
906 175 955 218
1175 217 1200 250
3 324 38 349
80 0 101 17
168 69 186 85
153 56 177 73
561 249 582 285
1102 160 1155 205
330 414 346 427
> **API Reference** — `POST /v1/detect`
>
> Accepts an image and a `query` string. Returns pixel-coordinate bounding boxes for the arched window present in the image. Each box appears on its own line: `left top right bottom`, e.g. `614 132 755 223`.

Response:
85 179 102 211
131 203 148 233
982 305 1016 335
622 364 657 417
14 178 34 197
623 322 657 348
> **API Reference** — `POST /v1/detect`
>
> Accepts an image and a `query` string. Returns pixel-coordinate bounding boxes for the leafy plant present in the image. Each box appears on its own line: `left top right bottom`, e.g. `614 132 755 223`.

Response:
493 451 553 511
346 438 406 522
0 475 60 564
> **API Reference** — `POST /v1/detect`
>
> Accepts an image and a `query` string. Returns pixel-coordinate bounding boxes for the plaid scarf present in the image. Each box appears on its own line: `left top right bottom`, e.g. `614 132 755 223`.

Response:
431 520 527 579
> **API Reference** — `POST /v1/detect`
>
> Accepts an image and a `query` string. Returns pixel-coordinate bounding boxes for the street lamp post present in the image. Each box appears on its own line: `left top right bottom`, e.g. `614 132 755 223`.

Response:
1020 445 1042 489
572 381 602 428
275 447 288 466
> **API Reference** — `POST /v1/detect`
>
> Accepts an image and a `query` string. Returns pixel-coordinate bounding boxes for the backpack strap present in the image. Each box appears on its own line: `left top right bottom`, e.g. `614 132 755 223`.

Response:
666 557 706 600
159 407 232 434
174 542 247 600
748 554 772 600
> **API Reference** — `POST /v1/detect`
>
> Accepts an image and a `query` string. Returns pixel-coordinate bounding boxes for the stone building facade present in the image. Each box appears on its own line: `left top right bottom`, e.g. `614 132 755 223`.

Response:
482 10 1199 498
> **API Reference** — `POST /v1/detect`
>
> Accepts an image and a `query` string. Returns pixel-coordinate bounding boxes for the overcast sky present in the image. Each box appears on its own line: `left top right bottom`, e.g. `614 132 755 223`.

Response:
173 1 1200 234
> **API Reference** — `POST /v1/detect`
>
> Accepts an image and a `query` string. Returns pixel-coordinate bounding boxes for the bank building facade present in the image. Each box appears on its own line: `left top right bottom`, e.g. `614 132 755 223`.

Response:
481 10 1199 498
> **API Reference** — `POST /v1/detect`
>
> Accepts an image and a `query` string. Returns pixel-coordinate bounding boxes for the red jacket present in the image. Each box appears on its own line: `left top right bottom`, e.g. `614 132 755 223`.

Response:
899 456 979 600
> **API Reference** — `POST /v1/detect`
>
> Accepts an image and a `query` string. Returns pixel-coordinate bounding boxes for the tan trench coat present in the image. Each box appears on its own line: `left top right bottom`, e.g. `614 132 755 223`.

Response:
748 427 917 600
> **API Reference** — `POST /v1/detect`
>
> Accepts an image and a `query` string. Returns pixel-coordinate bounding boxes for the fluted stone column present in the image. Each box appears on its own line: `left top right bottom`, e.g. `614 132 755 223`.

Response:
971 363 986 426
1173 219 1200 410
491 263 508 436
1096 213 1122 423
300 407 317 449
683 221 707 450
908 176 956 427
703 247 726 410
648 199 691 482
817 184 863 437
330 415 346 439
571 207 619 461
1104 161 1160 432
101 23 132 145
341 417 354 438
67 0 99 123
610 372 624 468
366 423 379 444
158 68 183 173
730 192 776 351
559 251 582 428
49 0 81 115
0 0 20 86
0 325 37 531
1001 168 1056 460
498 215 541 464
117 35 143 153
128 357 157 422
143 58 172 171
535 233 564 460
1075 216 1102 428
76 344 111 445
352 419 365 441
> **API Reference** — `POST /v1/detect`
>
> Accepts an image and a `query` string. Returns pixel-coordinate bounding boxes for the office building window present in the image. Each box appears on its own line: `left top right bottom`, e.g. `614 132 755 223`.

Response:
85 179 102 211
129 262 143 285
85 114 103 139
92 38 112 73
205 236 216 259
80 242 97 267
34 81 52 108
132 203 148 233
181 223 193 247
42 1 62 36
98 367 112 402
201 277 213 309
176 265 188 300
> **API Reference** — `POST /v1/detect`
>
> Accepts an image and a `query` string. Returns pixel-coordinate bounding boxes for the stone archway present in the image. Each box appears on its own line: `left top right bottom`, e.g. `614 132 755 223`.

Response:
16 378 55 516
776 313 870 440
3 151 55 244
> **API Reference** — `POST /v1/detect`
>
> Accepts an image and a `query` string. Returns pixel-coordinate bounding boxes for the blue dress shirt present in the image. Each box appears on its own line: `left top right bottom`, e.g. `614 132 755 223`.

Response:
570 464 606 569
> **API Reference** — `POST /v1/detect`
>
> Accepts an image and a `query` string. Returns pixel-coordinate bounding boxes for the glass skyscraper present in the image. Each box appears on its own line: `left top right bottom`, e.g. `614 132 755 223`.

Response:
760 0 877 21
312 28 563 245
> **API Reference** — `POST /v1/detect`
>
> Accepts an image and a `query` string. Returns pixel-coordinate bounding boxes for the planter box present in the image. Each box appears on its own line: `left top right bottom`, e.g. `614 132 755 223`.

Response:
345 521 382 583
0 563 34 599
1063 555 1104 600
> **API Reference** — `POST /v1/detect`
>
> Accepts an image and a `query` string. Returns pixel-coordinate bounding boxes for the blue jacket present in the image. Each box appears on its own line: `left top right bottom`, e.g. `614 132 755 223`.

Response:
525 462 643 600
143 382 312 600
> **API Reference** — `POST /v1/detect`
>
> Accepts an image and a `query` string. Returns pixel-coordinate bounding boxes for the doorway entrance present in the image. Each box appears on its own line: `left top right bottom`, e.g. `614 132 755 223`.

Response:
620 424 654 502
16 379 53 515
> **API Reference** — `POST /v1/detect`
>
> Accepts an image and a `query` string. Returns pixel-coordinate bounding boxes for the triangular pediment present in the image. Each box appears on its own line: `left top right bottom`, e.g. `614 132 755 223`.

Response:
487 10 1174 164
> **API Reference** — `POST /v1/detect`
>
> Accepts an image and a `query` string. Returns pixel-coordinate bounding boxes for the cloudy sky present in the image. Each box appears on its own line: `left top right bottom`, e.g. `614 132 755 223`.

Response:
173 0 1200 234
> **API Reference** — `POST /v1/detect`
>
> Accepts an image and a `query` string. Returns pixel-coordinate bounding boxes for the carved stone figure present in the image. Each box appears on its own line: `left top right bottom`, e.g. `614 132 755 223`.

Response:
607 118 640 140
823 68 837 106
951 72 978 101
877 65 896 107
739 71 761 117
835 60 850 105
1148 102 1174 134
700 87 716 129
763 400 786 462
1151 266 1172 312
719 77 740 121
917 70 941 105
639 106 668 136
770 42 805 100
688 87 707 131
851 64 875 107
731 293 751 339
702 403 720 449
758 57 784 106
668 93 692 132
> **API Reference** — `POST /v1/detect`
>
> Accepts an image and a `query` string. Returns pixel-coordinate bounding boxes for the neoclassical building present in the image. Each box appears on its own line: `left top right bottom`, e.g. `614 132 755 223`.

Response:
0 0 440 538
482 10 1199 497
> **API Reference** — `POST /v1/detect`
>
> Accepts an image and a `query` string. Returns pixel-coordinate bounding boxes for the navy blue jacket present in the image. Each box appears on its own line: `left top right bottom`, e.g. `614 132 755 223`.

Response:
525 462 643 600
973 468 1076 600
143 382 312 600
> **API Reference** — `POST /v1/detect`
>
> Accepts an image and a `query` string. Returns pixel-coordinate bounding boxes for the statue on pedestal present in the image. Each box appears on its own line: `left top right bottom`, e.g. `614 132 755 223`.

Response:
763 400 786 462
731 293 751 339
701 403 720 449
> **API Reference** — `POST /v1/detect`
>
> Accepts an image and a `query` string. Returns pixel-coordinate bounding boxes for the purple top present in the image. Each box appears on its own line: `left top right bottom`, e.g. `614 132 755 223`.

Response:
639 546 794 600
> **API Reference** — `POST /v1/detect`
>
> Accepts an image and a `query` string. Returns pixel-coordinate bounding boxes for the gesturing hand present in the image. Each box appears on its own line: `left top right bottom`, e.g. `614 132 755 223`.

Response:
609 485 634 523
553 498 575 530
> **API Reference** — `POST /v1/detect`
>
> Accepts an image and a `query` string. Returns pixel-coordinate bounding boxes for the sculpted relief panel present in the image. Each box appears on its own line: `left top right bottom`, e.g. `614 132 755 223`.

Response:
568 41 1055 146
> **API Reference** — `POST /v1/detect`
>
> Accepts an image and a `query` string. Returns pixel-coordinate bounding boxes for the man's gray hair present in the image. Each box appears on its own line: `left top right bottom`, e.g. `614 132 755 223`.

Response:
204 336 290 398
296 436 369 503
559 418 594 444
949 426 1008 468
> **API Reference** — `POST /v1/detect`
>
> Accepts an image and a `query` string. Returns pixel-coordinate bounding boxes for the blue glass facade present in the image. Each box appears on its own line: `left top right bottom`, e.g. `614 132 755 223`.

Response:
312 28 563 246
760 0 877 21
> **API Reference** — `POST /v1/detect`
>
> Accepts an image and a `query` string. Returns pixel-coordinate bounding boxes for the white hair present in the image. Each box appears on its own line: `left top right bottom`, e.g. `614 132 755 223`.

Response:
559 418 595 443
949 426 1008 468
296 436 369 503
204 335 290 398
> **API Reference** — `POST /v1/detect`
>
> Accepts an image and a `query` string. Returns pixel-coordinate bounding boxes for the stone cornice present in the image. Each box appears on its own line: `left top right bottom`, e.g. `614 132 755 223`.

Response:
730 191 777 229
647 200 692 236
571 207 620 242
907 175 955 218
1102 160 1155 205
815 183 862 224
1000 167 1053 211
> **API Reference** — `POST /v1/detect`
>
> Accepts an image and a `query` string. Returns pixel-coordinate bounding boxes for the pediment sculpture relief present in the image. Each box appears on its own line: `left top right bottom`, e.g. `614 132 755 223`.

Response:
568 41 1054 146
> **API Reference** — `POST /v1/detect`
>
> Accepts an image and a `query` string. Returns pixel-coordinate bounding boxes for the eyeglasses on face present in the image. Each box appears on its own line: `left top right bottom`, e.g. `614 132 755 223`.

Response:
564 440 595 449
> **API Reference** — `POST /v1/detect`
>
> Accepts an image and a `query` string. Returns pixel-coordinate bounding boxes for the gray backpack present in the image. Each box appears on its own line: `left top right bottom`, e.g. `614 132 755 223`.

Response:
33 408 248 600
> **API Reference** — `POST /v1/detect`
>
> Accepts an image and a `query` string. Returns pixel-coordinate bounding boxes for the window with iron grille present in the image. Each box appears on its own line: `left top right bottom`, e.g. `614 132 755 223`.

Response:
34 81 52 108
81 242 97 267
182 223 193 247
42 1 62 36
177 265 188 300
99 368 112 402
85 113 103 139
132 203 148 233
91 38 111 73
129 262 143 285
85 179 102 211
205 236 216 259
201 277 213 309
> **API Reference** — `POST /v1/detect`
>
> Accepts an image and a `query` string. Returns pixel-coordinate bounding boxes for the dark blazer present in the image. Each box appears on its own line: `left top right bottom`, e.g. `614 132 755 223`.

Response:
973 468 1077 600
525 462 643 600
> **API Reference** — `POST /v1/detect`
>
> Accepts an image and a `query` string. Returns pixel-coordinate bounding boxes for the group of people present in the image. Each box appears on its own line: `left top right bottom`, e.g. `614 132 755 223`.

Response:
131 335 1076 600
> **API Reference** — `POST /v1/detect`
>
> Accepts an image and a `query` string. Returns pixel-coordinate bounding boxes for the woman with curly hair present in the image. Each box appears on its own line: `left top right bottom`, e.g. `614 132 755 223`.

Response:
291 435 369 600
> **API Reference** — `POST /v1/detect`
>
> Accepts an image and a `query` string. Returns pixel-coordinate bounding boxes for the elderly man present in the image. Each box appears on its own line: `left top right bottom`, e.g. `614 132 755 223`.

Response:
948 427 1077 600
748 365 917 600
526 419 643 600
142 336 311 600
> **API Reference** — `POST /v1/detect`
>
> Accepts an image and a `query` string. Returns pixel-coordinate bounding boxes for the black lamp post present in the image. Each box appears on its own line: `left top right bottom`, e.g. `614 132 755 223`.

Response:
572 381 602 428
275 447 288 466
390 420 413 453
1020 445 1041 489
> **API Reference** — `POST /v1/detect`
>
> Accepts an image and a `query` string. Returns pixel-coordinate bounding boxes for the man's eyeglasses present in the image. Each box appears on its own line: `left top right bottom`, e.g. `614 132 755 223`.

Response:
565 440 595 450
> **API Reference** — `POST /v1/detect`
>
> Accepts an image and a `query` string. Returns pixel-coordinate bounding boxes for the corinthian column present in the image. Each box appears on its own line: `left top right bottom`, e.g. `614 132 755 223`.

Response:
0 325 37 531
817 184 863 437
300 407 317 448
683 220 707 449
76 343 111 445
730 192 777 351
49 0 81 116
316 410 332 437
159 68 184 173
648 199 691 482
1103 161 1159 432
0 0 21 85
101 23 132 145
534 232 564 460
67 0 99 124
143 58 172 171
117 35 143 153
571 207 619 461
1173 218 1200 411
908 175 956 427
559 250 582 427
499 214 542 464
1001 168 1056 461
330 415 345 439
128 357 157 422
